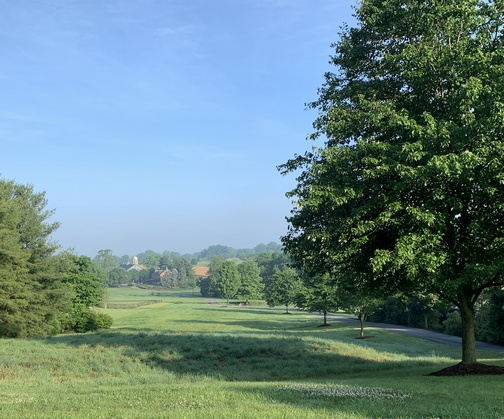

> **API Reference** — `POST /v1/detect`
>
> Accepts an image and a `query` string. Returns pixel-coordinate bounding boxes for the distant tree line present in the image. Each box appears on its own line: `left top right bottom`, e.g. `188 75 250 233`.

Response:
92 249 198 289
194 242 282 261
91 242 283 288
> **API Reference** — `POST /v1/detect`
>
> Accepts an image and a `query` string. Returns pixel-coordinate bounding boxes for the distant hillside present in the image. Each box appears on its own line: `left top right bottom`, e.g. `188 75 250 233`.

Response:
194 242 282 261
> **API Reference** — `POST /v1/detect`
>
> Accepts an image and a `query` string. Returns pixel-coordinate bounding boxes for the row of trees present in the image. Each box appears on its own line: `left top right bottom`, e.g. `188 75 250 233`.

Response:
200 251 504 346
0 179 112 337
197 253 293 304
195 243 282 261
93 243 282 269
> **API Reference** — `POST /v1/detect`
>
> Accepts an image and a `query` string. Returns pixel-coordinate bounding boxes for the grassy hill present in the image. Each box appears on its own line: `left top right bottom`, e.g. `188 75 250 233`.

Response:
0 288 503 418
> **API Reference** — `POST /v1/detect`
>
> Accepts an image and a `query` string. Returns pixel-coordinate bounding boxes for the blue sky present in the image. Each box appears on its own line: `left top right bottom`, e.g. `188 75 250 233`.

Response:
1 0 355 258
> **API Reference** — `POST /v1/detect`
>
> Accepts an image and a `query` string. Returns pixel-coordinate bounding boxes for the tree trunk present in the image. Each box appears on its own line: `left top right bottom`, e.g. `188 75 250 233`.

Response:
359 312 366 338
323 310 328 325
285 304 289 314
459 291 477 364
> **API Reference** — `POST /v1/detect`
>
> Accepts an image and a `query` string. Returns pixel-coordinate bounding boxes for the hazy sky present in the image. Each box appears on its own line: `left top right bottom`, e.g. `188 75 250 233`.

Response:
1 0 355 258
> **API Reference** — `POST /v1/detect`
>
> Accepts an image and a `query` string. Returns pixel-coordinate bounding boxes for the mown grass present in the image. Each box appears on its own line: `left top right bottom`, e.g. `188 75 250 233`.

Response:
0 288 503 418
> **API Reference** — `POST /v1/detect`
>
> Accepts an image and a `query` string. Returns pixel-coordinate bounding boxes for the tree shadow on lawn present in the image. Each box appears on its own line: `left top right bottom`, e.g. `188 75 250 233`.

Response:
43 329 446 382
169 318 319 333
193 306 281 316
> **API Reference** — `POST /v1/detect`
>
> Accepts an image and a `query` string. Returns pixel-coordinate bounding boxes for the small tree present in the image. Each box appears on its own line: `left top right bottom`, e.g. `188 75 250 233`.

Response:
237 259 264 304
59 253 112 333
217 260 240 304
298 273 339 326
265 267 303 314
337 286 382 338
199 256 227 298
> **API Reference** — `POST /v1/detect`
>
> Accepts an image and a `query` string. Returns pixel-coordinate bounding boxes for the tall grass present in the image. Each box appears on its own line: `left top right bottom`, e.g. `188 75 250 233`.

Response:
0 288 502 418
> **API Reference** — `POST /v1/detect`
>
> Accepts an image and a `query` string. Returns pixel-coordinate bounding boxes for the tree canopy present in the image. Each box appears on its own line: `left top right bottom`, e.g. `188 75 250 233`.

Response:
237 259 264 303
265 267 303 314
280 0 504 365
0 179 69 337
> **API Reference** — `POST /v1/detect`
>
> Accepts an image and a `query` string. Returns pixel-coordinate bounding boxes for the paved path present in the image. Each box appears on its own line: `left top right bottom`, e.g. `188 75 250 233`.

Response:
326 314 504 352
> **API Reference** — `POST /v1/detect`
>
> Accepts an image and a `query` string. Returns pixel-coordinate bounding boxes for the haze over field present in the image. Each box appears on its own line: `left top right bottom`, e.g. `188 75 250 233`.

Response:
0 0 355 257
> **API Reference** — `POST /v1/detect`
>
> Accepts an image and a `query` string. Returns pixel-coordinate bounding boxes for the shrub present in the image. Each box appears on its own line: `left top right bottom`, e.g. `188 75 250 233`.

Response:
94 312 114 330
443 311 462 337
58 307 114 334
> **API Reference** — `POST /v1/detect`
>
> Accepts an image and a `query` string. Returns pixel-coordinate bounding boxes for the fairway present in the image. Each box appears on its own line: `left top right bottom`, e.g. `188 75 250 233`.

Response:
0 287 503 418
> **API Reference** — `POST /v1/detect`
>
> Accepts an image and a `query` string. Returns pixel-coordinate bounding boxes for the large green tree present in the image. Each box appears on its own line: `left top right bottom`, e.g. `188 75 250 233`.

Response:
0 179 70 337
280 0 504 365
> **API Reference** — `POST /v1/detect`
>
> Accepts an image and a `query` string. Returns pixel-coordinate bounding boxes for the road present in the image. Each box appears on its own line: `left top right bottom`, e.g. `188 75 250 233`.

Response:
326 314 504 352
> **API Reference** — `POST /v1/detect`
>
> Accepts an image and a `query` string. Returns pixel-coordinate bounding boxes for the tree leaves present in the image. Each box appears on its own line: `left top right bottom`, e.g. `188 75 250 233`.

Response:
281 0 504 364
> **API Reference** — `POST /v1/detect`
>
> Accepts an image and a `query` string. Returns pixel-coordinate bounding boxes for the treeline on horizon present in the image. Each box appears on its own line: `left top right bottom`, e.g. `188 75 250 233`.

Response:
91 243 284 289
101 242 283 266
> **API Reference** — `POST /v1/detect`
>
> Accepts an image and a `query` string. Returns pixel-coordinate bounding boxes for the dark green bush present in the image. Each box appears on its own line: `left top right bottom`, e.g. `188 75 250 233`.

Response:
443 311 462 337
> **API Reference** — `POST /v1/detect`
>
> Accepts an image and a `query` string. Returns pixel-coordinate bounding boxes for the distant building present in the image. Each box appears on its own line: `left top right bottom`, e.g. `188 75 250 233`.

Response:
120 256 146 272
148 267 170 284
192 266 209 277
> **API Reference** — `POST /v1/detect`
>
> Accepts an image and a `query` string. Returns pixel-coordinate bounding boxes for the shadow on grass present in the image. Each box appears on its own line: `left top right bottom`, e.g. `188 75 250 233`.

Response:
43 328 444 382
193 306 278 316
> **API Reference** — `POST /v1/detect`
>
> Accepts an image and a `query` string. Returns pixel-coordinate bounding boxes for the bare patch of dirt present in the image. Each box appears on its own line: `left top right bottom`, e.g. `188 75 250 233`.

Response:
429 362 504 376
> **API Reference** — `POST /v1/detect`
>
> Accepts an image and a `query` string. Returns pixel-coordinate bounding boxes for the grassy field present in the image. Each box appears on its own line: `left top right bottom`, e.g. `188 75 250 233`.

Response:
0 288 503 418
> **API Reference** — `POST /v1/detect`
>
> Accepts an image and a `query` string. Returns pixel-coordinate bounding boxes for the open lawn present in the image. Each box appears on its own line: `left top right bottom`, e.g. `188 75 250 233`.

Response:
0 288 503 418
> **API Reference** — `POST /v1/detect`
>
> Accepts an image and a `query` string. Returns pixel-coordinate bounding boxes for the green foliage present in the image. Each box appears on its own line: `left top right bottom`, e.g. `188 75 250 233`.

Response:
477 288 504 344
68 306 114 333
195 242 282 261
0 178 71 337
280 0 504 364
197 276 217 298
443 311 463 337
237 259 264 303
108 267 129 286
297 273 339 325
65 255 106 307
370 297 409 326
143 252 161 269
265 267 303 313
56 253 112 333
216 260 241 304
406 295 446 330
93 249 120 272
369 294 448 331
198 256 226 298
337 286 383 337
253 251 290 287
